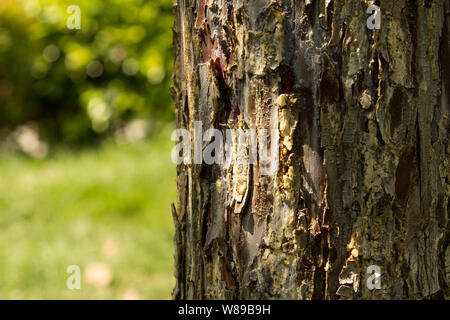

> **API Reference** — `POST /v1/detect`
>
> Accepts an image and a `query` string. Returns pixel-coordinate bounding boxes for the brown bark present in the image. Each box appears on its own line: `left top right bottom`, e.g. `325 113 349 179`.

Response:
171 0 450 299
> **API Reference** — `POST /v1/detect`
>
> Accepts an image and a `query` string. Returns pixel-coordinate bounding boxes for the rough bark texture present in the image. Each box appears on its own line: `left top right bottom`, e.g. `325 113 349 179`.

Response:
171 0 450 299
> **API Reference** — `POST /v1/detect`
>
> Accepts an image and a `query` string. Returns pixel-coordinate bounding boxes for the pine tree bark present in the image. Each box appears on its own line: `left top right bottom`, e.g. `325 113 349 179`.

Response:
171 0 449 299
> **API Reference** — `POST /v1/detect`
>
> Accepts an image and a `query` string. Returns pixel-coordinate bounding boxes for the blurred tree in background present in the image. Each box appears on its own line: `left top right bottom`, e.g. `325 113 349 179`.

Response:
0 0 173 146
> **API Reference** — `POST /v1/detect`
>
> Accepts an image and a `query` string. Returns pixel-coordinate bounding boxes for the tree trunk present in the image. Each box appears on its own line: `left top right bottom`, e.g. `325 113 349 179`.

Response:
171 0 449 300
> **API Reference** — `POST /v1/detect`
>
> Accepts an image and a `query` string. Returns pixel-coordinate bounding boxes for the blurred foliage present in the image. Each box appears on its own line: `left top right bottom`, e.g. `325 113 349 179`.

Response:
0 0 174 145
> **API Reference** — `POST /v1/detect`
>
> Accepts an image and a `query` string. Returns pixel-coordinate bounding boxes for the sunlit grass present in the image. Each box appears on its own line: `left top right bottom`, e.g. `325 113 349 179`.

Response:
0 127 176 299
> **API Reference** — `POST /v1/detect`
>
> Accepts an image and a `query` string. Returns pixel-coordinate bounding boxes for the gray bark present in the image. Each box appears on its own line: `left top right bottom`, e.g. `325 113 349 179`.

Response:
171 0 449 299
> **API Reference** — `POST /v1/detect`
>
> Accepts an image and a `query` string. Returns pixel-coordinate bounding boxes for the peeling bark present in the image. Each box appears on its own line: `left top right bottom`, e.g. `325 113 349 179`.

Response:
171 0 449 300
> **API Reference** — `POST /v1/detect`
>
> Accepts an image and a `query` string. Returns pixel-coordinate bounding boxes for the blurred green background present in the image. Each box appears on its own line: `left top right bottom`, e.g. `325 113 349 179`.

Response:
0 0 176 299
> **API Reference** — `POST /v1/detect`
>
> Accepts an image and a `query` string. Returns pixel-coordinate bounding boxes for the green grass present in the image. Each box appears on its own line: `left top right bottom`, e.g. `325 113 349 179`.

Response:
0 127 176 299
